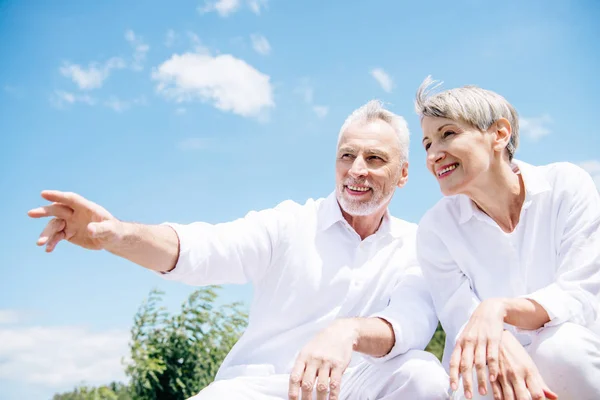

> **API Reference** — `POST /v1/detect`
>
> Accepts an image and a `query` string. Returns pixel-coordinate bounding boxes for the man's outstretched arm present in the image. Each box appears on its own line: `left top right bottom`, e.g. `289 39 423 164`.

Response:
28 190 179 272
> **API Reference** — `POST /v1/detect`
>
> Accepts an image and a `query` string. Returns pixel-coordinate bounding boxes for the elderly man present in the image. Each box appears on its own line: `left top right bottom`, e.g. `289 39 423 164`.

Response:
29 100 450 399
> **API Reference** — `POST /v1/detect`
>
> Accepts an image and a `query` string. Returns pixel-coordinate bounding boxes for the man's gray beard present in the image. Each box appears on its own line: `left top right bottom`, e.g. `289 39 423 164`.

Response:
336 187 392 217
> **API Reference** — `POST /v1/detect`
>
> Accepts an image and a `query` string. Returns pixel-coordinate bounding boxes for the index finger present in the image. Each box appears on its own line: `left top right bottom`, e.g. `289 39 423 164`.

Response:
41 190 89 209
288 359 306 400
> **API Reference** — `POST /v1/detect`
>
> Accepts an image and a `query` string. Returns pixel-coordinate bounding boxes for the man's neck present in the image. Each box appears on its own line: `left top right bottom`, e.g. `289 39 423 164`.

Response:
340 206 387 240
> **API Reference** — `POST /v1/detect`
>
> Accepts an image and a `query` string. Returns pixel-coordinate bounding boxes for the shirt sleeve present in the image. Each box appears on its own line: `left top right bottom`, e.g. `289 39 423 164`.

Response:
156 205 289 286
366 258 439 363
524 164 600 328
415 218 481 368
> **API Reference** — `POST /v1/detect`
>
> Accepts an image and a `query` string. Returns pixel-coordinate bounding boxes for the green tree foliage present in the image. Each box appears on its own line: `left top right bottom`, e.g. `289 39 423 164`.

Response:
52 382 131 400
425 322 446 362
54 287 445 399
125 286 248 400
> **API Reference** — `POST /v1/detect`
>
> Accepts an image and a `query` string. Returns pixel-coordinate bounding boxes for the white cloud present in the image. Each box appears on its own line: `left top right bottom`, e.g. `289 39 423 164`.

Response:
370 68 393 93
0 310 22 325
250 34 271 55
165 29 177 47
199 0 241 16
578 160 600 190
313 105 328 119
199 0 267 16
50 90 96 109
104 96 147 112
152 52 274 118
294 79 329 119
0 323 129 389
520 115 552 141
60 58 126 90
178 137 210 150
125 30 150 71
187 32 211 54
248 0 268 14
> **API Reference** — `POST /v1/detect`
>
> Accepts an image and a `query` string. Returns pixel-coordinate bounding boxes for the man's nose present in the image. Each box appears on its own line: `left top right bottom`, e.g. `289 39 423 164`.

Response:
349 156 368 178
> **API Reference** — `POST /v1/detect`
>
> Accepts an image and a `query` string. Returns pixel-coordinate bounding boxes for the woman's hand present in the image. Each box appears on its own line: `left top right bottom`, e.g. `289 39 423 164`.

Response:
490 330 557 400
450 299 506 398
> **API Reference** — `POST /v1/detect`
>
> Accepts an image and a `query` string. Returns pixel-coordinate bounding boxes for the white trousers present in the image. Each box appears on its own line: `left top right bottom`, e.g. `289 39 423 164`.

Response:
453 323 600 399
190 350 450 399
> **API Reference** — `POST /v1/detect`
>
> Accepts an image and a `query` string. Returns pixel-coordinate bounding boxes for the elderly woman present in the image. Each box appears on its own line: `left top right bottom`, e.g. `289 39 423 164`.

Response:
414 77 600 400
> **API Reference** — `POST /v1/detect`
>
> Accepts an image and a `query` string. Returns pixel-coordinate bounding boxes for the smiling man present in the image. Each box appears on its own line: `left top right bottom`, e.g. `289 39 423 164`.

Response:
28 100 449 400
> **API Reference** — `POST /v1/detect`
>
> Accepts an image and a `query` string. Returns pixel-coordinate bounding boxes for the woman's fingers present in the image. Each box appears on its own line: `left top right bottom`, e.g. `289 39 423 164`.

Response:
460 342 475 399
487 338 500 383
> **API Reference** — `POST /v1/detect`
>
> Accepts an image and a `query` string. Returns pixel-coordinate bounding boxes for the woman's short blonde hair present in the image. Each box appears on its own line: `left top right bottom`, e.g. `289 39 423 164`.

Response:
415 76 520 160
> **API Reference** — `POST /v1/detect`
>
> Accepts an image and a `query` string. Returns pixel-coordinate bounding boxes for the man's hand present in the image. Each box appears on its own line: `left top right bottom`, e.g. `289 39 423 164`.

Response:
28 190 121 252
288 319 358 400
490 331 557 400
450 299 506 398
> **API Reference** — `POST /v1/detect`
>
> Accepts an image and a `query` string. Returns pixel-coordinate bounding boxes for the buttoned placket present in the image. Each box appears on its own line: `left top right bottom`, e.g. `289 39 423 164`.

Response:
337 220 382 315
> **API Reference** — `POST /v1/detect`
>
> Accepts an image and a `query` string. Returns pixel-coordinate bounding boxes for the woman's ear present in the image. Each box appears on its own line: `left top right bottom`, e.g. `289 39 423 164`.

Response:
492 118 512 153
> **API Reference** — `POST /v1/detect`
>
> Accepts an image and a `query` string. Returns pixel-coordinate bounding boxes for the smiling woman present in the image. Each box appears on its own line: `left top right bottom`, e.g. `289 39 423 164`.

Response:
414 76 600 400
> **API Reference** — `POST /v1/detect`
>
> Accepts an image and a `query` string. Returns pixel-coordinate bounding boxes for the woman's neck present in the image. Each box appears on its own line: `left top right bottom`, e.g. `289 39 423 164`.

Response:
465 161 525 233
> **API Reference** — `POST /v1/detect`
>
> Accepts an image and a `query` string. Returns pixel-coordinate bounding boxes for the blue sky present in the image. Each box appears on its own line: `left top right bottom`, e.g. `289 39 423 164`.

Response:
1 0 599 398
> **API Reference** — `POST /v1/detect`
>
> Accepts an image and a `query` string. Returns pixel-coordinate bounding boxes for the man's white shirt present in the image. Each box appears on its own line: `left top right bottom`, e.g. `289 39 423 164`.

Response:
158 192 438 381
416 160 600 369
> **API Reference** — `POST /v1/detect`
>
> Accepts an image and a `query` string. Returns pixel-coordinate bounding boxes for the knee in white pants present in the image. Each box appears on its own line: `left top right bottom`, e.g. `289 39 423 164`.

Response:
385 350 450 399
527 322 600 397
187 379 240 399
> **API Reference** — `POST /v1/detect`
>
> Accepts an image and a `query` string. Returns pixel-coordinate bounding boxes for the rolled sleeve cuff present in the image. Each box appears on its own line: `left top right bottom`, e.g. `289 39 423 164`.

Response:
522 283 572 327
153 222 195 281
361 313 406 364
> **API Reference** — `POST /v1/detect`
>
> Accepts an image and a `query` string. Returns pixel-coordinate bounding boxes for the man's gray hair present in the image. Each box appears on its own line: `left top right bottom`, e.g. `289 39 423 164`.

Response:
338 100 410 164
414 76 519 160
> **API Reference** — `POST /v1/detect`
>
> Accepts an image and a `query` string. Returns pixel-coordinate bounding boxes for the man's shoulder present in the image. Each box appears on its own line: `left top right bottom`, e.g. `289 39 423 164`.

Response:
271 196 326 214
388 215 419 237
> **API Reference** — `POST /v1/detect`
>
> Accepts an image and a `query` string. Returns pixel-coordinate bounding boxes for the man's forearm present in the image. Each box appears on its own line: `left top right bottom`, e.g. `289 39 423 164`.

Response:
344 317 396 358
104 222 180 273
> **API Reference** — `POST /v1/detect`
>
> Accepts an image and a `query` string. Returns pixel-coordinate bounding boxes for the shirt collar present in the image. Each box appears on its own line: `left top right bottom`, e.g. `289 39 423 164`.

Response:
458 159 552 224
318 191 401 238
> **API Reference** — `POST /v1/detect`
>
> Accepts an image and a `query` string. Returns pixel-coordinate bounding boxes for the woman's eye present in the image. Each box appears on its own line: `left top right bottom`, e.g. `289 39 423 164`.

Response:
442 131 456 138
424 143 431 151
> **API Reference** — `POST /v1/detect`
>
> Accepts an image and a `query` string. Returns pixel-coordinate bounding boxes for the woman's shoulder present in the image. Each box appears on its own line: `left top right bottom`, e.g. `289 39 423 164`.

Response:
419 195 464 231
521 160 593 195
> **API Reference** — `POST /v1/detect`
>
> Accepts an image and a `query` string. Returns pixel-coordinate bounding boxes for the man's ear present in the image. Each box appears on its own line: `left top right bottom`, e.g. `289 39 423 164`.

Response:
397 162 409 188
492 118 512 154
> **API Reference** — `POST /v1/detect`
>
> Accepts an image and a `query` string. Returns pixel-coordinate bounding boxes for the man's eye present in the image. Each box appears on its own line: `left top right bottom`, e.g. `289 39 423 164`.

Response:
341 154 353 159
368 156 383 161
